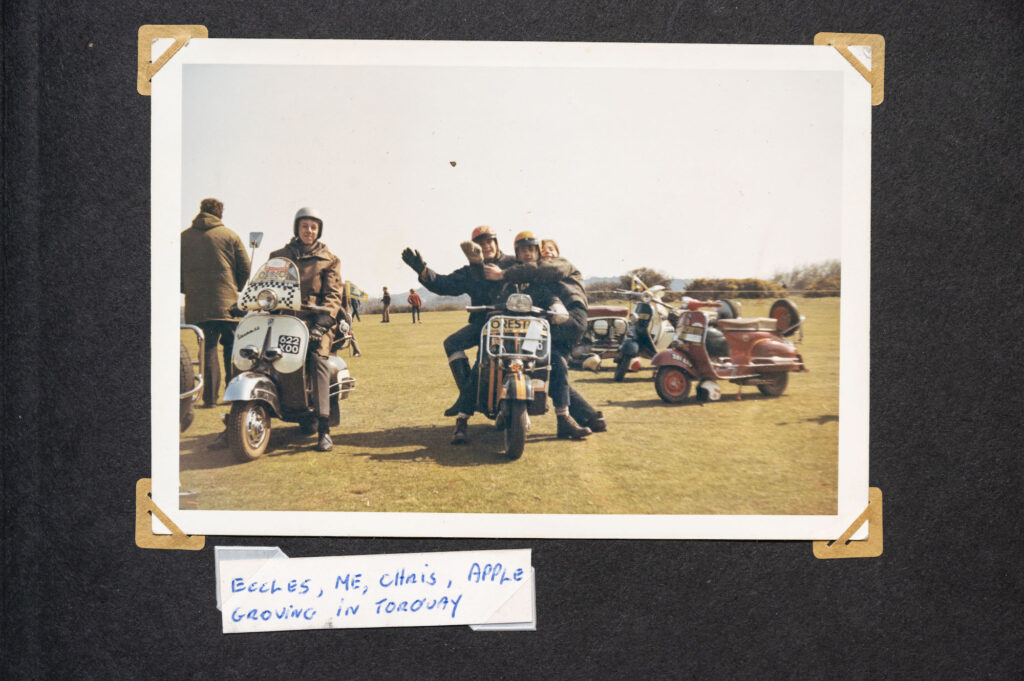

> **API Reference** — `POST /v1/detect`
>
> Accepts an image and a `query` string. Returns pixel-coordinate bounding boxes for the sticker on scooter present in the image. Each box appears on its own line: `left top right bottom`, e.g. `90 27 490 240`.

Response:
278 335 301 354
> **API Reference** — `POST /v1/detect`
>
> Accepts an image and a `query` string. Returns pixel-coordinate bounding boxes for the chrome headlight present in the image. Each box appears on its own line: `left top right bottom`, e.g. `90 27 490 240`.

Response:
505 293 533 313
256 289 279 310
592 319 609 336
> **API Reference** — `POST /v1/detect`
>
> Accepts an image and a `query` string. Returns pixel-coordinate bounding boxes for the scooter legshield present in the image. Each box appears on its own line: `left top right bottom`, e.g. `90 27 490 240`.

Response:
232 314 309 374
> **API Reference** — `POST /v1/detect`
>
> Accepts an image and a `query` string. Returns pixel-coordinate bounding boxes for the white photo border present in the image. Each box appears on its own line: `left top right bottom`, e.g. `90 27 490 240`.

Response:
152 39 871 539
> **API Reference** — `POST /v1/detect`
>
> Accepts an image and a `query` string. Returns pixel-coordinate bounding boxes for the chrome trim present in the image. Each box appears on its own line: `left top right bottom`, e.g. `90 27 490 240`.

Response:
180 324 205 403
223 372 282 416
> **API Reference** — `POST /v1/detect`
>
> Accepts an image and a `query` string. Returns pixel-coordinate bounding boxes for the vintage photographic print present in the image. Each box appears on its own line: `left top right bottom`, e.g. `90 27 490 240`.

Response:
151 39 870 539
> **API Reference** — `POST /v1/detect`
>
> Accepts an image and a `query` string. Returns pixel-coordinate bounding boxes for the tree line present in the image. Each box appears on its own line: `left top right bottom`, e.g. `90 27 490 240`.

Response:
585 261 841 301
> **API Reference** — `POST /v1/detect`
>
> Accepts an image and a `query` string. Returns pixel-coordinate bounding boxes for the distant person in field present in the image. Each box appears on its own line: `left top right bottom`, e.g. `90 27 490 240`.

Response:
481 234 598 438
407 289 423 323
350 297 361 321
381 286 391 323
401 226 515 436
180 197 251 408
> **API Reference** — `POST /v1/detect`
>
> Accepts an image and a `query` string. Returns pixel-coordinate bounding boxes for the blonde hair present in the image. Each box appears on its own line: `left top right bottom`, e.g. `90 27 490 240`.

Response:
540 239 560 256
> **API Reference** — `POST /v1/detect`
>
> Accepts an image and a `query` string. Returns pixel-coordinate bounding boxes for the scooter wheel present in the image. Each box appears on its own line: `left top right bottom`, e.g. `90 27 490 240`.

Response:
757 372 789 397
504 401 528 460
228 401 271 461
769 299 802 337
613 355 632 382
655 367 691 404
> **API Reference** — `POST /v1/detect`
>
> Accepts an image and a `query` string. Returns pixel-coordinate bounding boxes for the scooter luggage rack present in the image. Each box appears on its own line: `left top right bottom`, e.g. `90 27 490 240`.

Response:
482 316 551 362
329 377 357 398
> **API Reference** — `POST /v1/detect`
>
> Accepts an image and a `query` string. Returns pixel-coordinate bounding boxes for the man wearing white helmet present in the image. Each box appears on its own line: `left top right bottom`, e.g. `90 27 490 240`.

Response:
267 207 346 452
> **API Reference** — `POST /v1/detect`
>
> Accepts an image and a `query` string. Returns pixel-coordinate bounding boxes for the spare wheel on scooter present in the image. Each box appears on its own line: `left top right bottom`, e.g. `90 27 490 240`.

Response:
769 298 802 337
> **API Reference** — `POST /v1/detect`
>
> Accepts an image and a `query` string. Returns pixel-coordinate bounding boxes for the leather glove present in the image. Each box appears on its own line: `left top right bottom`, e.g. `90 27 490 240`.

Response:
460 240 484 265
401 248 426 274
228 304 246 318
548 298 569 325
314 313 334 329
308 323 327 347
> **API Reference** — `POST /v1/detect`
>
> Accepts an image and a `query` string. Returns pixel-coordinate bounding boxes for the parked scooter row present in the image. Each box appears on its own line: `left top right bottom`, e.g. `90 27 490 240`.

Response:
570 284 807 403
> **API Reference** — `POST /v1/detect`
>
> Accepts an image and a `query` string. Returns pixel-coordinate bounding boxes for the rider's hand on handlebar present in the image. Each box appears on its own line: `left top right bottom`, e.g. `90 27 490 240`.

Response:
401 248 426 274
482 264 504 281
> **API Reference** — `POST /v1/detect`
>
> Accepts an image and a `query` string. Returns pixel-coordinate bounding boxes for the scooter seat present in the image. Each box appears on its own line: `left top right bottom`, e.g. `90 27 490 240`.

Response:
587 305 629 318
717 317 779 332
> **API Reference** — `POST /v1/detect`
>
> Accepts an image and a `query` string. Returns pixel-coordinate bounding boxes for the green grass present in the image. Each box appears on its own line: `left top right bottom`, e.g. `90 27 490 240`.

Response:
179 298 838 515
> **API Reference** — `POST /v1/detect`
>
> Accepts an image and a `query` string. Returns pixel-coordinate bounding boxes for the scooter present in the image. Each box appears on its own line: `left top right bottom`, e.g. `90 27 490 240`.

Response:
568 304 630 369
179 325 205 432
222 257 356 461
611 285 679 381
650 298 806 404
467 292 555 460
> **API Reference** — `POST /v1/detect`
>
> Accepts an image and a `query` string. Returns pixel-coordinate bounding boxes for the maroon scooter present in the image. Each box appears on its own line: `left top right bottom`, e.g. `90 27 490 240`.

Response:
650 299 806 403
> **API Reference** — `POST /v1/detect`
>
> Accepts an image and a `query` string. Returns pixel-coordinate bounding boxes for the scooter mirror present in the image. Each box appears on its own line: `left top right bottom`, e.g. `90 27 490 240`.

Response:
249 232 263 249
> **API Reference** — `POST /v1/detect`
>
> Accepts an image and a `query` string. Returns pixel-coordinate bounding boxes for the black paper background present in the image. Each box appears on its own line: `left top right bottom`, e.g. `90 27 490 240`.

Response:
3 1 1022 679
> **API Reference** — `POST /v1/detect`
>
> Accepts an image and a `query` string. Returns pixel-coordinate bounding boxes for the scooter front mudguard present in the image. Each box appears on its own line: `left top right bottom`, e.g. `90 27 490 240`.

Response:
651 349 699 378
223 371 282 417
501 372 534 402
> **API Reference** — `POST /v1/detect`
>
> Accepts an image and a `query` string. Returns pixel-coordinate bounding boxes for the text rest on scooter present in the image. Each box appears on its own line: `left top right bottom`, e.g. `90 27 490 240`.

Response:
222 257 356 461
650 298 806 404
467 293 555 461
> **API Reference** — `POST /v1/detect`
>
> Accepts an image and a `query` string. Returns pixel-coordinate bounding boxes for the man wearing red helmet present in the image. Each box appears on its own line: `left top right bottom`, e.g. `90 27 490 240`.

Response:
401 226 515 426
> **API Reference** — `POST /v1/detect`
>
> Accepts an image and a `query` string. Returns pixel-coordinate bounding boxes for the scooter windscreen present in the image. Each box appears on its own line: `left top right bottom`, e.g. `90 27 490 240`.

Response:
237 258 302 312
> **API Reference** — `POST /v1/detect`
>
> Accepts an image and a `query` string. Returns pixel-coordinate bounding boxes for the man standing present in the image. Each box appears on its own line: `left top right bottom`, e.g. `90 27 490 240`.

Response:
381 286 391 323
407 289 423 323
180 198 251 407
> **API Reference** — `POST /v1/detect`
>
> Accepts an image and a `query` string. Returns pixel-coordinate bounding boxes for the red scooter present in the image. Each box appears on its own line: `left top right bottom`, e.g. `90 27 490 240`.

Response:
650 299 806 403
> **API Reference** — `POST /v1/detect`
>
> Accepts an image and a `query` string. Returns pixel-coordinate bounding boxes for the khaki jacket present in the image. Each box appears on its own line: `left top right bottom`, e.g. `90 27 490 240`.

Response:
269 238 344 356
180 213 251 323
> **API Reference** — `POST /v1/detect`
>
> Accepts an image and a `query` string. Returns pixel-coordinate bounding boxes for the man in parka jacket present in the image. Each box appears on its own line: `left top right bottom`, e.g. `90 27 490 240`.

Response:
180 198 251 407
401 226 516 422
269 207 345 451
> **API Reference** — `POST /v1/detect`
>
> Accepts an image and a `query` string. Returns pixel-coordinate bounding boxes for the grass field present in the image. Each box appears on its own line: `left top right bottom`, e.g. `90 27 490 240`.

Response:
179 298 839 515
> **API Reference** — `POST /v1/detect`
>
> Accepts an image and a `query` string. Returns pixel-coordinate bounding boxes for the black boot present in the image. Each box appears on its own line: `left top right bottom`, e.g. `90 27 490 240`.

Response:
557 413 592 440
585 411 607 433
317 418 333 451
451 416 469 445
444 358 472 417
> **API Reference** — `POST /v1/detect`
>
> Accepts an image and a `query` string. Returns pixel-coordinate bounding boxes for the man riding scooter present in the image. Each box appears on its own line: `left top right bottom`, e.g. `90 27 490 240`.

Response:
267 206 346 451
401 226 516 419
481 232 595 439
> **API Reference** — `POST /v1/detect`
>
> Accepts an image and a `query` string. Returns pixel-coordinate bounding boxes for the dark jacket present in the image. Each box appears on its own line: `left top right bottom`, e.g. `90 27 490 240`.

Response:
419 252 517 325
269 238 344 356
498 256 588 310
180 212 251 323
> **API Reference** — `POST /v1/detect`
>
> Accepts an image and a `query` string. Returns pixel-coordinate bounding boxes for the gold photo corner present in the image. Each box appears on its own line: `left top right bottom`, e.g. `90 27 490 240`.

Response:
813 487 883 559
814 32 885 105
137 24 209 96
135 479 206 550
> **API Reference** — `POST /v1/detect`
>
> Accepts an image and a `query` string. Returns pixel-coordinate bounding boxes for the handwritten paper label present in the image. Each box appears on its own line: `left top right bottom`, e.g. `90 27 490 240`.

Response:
217 549 534 633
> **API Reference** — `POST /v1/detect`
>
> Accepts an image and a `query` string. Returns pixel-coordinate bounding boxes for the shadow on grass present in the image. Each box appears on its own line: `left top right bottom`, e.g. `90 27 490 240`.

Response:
342 423 530 467
775 414 839 426
604 392 794 410
180 421 530 470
